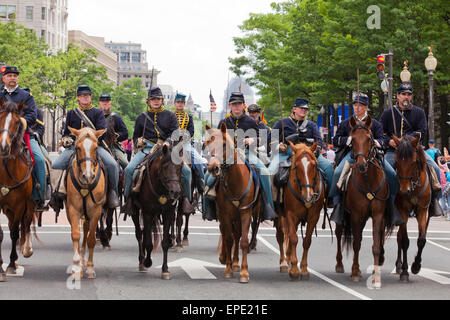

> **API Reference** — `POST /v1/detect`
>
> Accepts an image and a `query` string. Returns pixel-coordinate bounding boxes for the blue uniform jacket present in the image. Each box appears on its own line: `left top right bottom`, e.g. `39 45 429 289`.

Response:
63 107 106 137
380 105 427 148
272 116 323 148
132 109 179 145
333 117 385 149
0 87 37 129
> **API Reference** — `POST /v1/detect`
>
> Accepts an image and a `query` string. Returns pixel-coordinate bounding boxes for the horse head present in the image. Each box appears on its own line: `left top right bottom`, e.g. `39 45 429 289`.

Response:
155 143 183 202
69 126 106 185
350 116 374 174
393 135 425 196
0 98 26 156
204 123 235 177
289 141 320 206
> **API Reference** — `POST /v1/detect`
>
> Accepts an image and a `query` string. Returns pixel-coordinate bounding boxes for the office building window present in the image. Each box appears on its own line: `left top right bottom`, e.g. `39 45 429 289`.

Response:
131 52 141 63
0 5 6 18
26 6 33 20
120 52 130 63
41 7 46 20
7 5 16 19
41 30 46 40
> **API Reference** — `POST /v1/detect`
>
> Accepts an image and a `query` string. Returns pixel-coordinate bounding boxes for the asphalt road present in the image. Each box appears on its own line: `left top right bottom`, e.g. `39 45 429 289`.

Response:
0 210 449 303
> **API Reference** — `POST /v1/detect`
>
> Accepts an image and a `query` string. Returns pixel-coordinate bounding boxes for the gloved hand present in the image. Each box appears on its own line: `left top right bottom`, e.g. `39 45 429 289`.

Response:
62 136 74 148
20 117 27 130
279 143 287 153
136 137 145 149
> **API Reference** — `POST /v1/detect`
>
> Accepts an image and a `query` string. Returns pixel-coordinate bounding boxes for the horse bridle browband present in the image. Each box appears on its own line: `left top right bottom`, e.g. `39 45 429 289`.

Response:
350 125 377 165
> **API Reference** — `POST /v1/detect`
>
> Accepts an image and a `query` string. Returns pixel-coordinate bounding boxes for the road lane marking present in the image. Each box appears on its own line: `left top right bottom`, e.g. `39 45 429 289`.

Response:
426 240 450 252
256 235 372 300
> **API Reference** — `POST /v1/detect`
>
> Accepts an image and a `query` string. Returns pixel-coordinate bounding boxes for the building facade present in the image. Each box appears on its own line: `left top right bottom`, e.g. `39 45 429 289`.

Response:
0 0 68 53
105 41 158 89
69 30 118 84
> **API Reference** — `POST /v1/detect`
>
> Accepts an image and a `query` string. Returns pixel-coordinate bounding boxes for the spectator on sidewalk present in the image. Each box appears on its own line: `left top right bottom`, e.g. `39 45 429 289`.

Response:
438 156 450 221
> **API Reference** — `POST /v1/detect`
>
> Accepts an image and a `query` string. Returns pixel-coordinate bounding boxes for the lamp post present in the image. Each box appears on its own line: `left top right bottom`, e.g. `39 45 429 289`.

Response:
425 45 438 141
400 61 411 83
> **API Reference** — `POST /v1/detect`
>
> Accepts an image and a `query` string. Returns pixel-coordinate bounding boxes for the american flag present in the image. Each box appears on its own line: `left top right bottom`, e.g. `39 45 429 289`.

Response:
210 90 217 111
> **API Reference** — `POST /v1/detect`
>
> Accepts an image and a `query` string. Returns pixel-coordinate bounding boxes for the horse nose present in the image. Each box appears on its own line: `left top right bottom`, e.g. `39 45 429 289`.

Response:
169 190 180 200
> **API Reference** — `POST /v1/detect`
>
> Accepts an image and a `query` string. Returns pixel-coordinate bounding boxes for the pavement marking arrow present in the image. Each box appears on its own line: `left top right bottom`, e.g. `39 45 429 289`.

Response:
157 258 222 280
391 267 450 285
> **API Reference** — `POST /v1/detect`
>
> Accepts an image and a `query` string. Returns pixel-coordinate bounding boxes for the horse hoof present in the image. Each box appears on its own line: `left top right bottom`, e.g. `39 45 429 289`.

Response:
6 267 17 275
102 246 111 251
144 260 152 269
395 264 402 275
239 276 249 284
176 246 183 253
0 273 6 282
280 265 289 273
411 262 421 275
351 275 361 282
335 265 345 274
224 272 233 279
289 272 300 281
232 265 240 272
371 280 382 289
86 271 96 279
182 239 189 247
22 248 33 258
138 264 148 272
400 273 409 282
161 272 171 280
300 272 310 281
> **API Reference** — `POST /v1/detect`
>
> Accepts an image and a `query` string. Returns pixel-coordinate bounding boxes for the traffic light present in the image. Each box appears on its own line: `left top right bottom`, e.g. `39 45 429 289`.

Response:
377 54 386 80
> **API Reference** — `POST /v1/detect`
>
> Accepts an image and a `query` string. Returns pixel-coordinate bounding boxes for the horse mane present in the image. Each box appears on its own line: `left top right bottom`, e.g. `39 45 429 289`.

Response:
397 135 426 170
0 100 24 115
77 127 99 143
103 115 117 146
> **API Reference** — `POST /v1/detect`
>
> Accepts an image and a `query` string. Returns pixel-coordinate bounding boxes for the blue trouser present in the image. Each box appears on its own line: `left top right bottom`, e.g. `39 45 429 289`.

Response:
385 150 442 199
268 147 334 195
124 142 191 199
205 150 274 209
328 152 398 203
30 138 47 202
52 146 119 193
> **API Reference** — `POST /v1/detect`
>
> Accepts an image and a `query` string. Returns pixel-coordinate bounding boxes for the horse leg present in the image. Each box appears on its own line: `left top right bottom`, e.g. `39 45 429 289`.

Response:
0 224 5 282
370 213 383 289
275 217 288 273
182 213 190 247
412 208 428 275
86 209 102 279
175 207 183 252
222 223 234 279
80 217 89 269
239 211 252 283
335 224 345 273
161 210 175 280
21 199 35 258
232 220 241 273
300 213 320 281
143 213 154 269
67 206 82 280
350 219 363 282
105 208 114 242
6 221 20 274
287 212 300 280
131 212 145 271
398 223 410 282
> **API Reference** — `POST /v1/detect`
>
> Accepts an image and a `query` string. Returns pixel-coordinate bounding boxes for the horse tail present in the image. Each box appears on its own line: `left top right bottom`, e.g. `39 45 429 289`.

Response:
342 210 353 253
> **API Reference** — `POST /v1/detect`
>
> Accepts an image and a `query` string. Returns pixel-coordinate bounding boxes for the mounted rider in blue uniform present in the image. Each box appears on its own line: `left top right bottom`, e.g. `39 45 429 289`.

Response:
328 93 403 226
0 66 47 211
380 82 443 217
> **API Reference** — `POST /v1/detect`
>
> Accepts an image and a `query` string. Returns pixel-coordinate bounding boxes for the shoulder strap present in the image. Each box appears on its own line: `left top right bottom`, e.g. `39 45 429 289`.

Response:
141 112 167 140
393 107 412 131
74 107 96 130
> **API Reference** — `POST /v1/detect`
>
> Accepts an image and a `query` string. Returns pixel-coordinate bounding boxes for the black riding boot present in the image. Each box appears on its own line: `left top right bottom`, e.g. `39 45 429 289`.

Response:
107 189 120 209
387 197 404 227
330 201 344 225
203 196 217 221
429 192 444 217
261 192 278 221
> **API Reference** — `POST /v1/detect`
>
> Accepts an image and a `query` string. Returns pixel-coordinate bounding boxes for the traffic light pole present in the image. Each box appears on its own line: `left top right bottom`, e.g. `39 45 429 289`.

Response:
387 48 397 137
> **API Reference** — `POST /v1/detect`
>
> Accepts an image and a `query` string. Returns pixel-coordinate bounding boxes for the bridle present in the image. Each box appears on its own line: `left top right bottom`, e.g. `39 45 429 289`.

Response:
350 125 377 173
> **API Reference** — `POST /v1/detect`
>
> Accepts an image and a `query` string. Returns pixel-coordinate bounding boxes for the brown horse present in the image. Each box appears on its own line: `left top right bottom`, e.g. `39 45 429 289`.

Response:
335 116 392 288
0 98 35 281
129 143 182 279
393 135 431 282
275 141 325 280
66 127 107 280
204 123 261 283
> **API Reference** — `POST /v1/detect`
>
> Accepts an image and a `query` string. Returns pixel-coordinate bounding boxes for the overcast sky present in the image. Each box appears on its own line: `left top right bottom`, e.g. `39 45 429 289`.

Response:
67 0 278 112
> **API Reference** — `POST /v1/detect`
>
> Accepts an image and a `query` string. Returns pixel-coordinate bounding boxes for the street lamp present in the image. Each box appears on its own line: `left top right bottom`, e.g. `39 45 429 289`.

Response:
400 61 411 83
425 45 438 141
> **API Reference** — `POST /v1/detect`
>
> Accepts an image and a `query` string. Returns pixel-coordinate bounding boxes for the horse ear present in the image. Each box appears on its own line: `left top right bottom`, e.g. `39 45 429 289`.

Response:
393 135 400 147
220 122 227 134
310 141 318 152
94 128 107 139
350 116 356 129
411 135 420 149
365 115 372 129
68 126 81 137
288 141 296 152
205 124 211 131
162 143 169 155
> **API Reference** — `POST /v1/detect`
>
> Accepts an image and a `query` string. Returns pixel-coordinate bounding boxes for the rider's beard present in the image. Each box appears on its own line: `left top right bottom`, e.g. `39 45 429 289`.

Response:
402 100 410 108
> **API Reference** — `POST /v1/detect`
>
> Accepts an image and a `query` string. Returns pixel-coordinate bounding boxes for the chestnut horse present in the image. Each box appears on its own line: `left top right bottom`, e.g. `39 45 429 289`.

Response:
0 98 35 281
66 127 107 280
204 123 261 283
275 141 325 280
128 143 182 280
393 135 431 282
335 116 392 288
